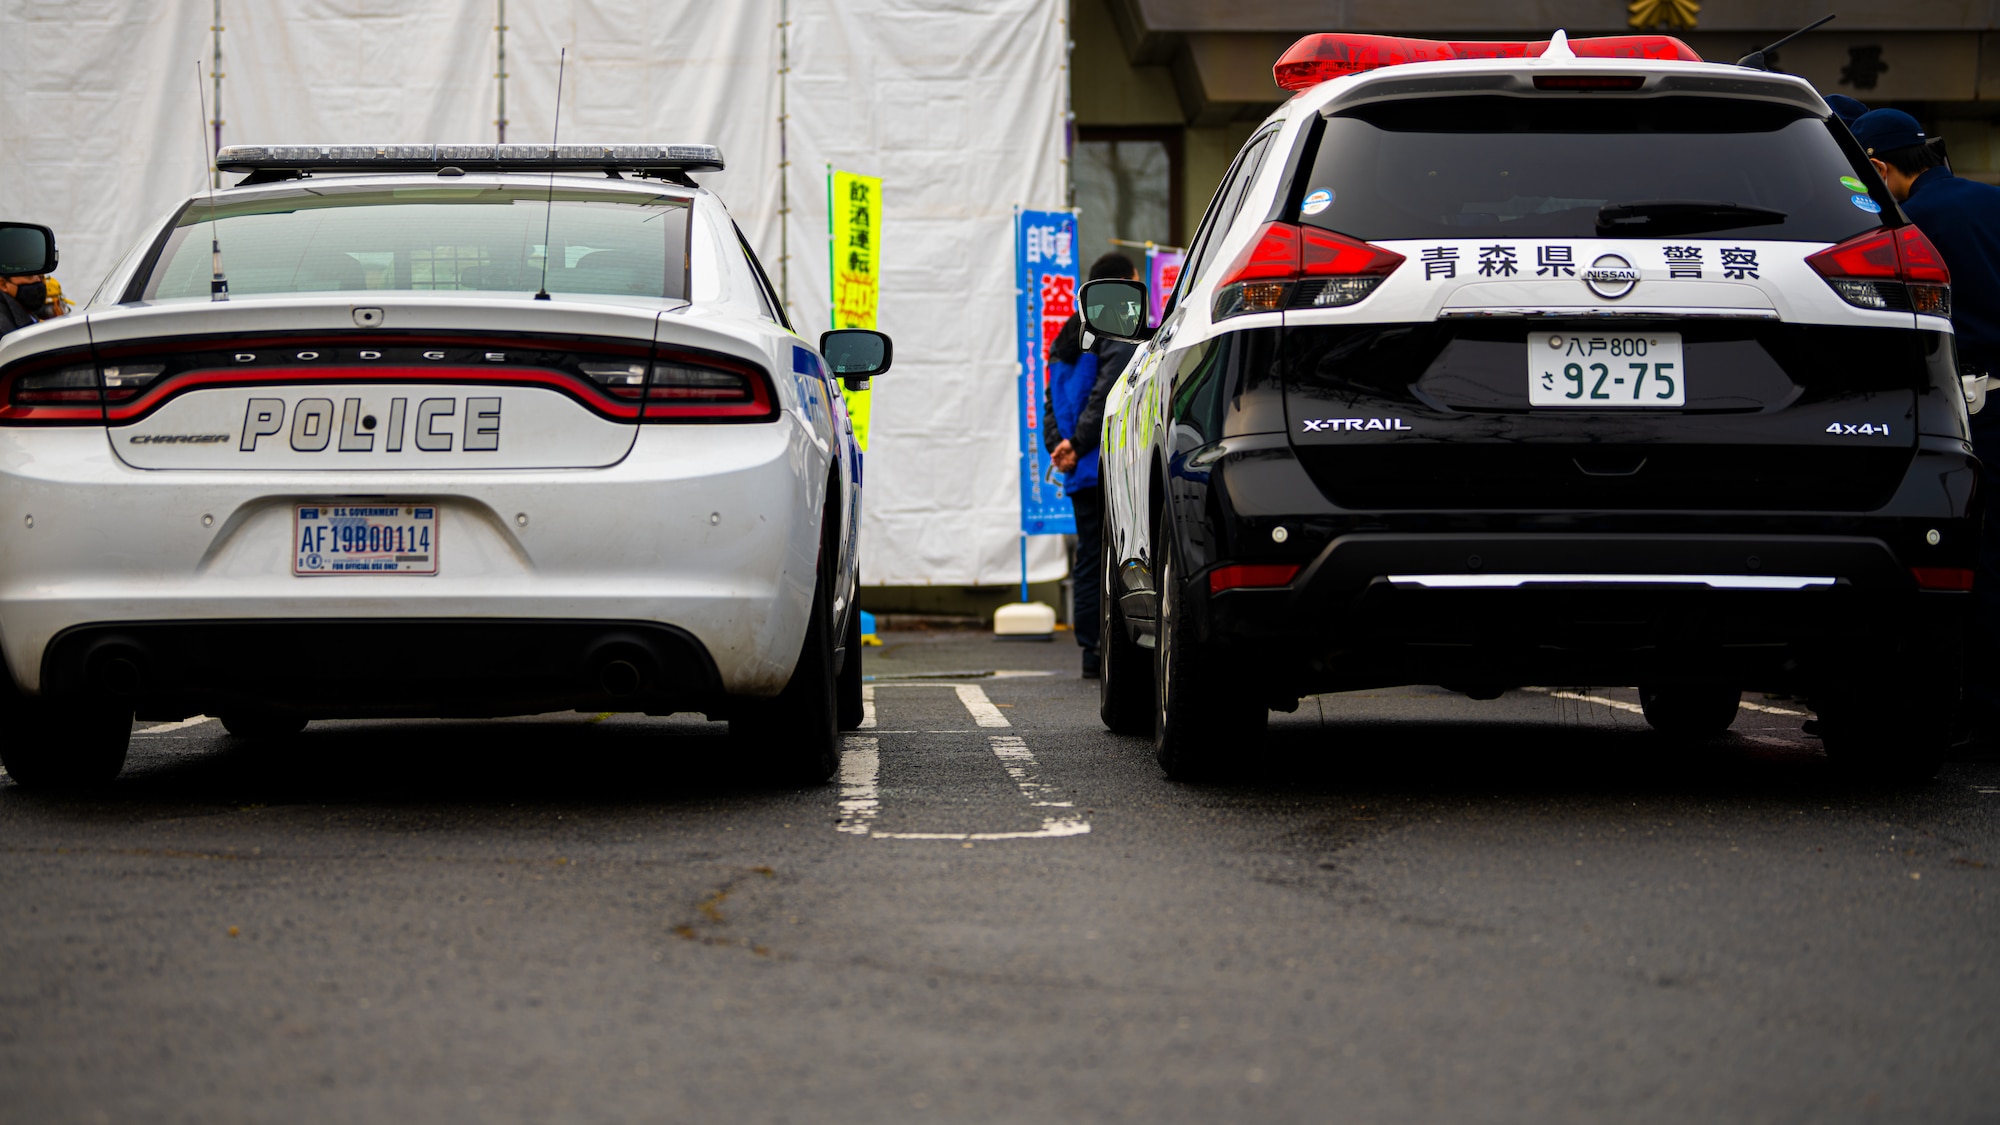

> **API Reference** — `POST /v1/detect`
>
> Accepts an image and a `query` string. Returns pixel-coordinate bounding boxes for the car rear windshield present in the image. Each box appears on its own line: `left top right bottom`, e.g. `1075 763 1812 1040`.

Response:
1298 96 1882 243
139 185 691 302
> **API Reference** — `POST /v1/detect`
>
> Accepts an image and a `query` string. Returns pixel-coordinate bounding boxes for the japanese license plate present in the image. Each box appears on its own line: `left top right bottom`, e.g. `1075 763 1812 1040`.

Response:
294 504 438 575
1529 332 1685 407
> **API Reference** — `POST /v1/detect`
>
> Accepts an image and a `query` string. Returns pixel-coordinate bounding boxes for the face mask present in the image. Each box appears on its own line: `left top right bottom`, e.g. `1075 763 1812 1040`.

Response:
13 281 47 310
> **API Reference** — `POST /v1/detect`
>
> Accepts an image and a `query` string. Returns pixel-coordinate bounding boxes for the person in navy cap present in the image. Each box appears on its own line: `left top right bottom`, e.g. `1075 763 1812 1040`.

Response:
1854 107 2000 750
1824 94 1868 128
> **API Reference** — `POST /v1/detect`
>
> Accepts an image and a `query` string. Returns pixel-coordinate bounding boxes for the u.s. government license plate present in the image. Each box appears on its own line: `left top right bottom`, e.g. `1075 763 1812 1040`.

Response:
1528 331 1685 407
293 504 438 575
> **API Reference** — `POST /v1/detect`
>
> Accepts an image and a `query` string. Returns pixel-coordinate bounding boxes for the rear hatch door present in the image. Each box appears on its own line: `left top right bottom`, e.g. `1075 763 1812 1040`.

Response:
1280 92 1930 511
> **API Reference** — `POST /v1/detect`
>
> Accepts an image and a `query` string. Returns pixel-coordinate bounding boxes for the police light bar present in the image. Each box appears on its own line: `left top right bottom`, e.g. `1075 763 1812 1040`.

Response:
1273 32 1702 91
214 143 726 176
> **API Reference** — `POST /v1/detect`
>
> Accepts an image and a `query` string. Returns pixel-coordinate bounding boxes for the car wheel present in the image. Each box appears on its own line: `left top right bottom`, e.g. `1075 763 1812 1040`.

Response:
1637 684 1742 738
733 569 840 786
1153 527 1265 781
837 582 866 731
220 711 309 739
1816 687 1949 782
1100 534 1154 736
0 703 131 791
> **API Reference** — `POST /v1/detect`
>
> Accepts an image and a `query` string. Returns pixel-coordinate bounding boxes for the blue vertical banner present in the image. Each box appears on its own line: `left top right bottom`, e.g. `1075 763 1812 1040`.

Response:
1016 209 1079 536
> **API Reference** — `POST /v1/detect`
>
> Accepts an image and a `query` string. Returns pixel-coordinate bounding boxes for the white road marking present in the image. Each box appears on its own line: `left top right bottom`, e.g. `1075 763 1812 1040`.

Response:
1522 687 1644 715
133 715 217 736
953 684 1011 728
1973 785 2000 796
837 686 1089 841
1520 687 1811 721
988 735 1073 807
1737 699 1809 717
859 683 876 729
836 736 880 836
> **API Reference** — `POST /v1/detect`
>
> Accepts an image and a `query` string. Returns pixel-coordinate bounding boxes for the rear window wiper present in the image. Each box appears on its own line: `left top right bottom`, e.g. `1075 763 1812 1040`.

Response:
1595 200 1789 237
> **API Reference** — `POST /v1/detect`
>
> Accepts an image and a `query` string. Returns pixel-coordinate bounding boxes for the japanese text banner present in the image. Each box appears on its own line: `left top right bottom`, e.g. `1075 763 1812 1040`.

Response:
1016 209 1077 536
830 168 881 449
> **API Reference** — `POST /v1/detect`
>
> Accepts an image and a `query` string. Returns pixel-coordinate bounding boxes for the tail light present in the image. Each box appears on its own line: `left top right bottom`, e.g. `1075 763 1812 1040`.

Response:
1911 566 1975 591
1209 563 1301 594
580 353 773 419
1212 221 1405 320
1806 225 1951 317
0 350 103 423
5 338 775 426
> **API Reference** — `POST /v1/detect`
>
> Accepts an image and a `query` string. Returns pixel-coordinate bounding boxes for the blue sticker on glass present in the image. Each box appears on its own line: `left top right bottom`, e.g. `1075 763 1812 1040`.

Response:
1301 188 1333 216
1850 193 1882 214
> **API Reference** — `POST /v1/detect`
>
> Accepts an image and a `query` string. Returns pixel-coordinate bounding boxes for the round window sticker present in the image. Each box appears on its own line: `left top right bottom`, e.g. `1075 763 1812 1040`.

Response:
1839 175 1867 192
1851 193 1883 214
1301 188 1333 216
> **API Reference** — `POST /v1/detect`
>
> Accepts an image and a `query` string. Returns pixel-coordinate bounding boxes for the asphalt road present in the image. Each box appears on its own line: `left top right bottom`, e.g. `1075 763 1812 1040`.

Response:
3 629 1996 1123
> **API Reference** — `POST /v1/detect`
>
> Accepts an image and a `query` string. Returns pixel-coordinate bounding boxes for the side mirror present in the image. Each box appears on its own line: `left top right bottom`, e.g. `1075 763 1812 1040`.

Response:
820 329 892 390
1963 365 1988 415
1079 278 1149 343
0 223 58 277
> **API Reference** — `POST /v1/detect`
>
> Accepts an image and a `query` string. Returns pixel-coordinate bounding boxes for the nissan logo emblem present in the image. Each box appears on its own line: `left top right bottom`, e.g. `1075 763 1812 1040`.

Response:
1583 254 1640 300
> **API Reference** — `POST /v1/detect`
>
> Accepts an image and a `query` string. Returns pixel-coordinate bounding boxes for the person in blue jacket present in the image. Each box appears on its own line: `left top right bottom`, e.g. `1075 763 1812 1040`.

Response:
1043 252 1139 678
1854 108 2000 747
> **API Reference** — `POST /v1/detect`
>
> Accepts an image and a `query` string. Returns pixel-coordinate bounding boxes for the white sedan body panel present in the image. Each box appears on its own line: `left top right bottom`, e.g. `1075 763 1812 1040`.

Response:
0 172 852 703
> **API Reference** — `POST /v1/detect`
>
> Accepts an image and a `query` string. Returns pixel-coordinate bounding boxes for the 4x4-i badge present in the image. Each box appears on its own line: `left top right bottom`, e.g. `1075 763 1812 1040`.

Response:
1583 254 1639 299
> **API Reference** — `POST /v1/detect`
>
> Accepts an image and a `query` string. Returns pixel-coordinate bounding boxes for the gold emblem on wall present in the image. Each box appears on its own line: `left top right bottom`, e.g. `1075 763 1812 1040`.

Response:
1628 0 1698 30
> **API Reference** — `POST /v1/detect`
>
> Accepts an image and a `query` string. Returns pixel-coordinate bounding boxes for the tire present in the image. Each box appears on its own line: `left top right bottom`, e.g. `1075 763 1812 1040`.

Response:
733 571 840 786
1638 684 1742 738
220 711 309 739
837 582 866 731
0 703 131 791
1153 527 1265 781
1100 534 1154 736
1816 685 1949 783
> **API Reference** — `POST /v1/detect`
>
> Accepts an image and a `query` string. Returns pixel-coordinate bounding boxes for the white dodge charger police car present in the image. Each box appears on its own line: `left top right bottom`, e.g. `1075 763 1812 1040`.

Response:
0 144 889 789
1079 32 1978 781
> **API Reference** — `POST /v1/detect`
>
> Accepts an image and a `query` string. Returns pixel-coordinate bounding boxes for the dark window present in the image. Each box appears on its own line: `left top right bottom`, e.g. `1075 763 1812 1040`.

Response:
140 186 691 302
1296 96 1884 243
1166 130 1277 318
1075 127 1183 268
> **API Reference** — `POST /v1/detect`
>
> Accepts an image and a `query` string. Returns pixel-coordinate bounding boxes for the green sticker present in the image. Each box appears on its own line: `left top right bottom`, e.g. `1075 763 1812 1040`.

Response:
1840 175 1866 192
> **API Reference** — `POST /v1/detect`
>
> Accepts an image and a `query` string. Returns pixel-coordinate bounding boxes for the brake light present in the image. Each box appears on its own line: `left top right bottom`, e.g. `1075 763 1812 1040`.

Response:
1806 225 1951 317
0 350 104 424
584 352 774 419
1212 222 1405 320
1911 566 1975 591
1533 75 1646 90
1209 563 1301 594
1273 33 1700 91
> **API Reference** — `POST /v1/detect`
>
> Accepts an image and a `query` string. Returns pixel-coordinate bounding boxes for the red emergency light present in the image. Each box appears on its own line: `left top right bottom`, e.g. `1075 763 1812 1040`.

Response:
1273 33 1703 92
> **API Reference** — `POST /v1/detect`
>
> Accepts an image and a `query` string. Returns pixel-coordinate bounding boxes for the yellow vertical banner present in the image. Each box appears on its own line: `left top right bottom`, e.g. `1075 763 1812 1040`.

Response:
830 168 881 449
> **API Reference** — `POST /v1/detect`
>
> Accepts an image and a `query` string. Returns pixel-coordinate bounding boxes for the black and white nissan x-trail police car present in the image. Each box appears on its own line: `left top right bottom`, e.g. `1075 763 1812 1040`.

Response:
1080 31 1980 781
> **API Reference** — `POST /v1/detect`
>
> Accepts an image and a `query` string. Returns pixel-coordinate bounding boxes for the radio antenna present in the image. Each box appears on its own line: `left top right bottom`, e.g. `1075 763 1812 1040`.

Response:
1736 13 1834 71
533 47 567 301
195 59 228 301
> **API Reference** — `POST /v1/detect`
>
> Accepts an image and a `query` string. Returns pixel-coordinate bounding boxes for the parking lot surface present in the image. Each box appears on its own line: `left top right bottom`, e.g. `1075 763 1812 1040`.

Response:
3 629 1997 1123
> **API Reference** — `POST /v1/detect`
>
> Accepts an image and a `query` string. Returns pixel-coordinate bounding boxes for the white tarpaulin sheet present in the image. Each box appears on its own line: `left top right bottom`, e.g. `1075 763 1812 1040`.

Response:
0 0 1067 586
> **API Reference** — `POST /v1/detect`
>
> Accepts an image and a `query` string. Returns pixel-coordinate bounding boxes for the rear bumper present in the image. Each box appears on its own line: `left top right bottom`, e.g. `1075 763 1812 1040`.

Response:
1193 532 1971 697
46 618 722 720
0 424 824 698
